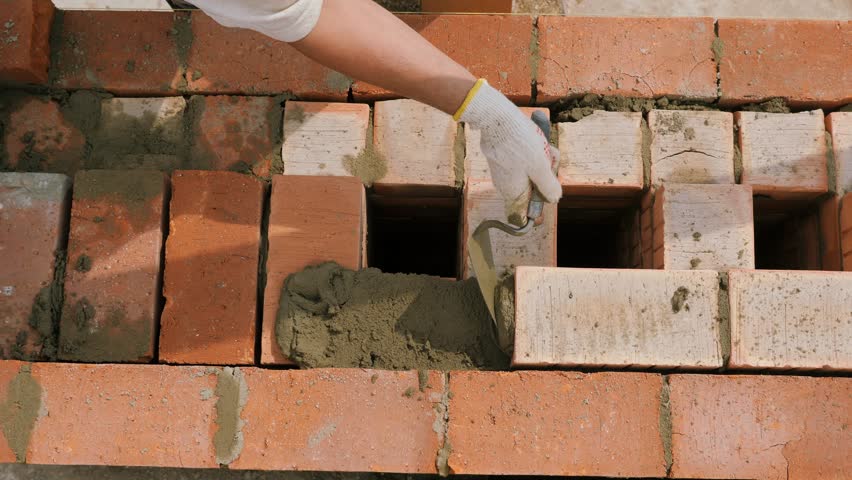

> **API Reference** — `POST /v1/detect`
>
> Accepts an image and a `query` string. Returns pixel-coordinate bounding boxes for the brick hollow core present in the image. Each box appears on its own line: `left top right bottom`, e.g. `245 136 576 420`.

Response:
0 3 850 478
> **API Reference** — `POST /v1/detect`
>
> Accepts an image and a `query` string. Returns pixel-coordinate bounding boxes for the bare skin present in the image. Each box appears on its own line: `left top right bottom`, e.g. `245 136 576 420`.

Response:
292 0 477 115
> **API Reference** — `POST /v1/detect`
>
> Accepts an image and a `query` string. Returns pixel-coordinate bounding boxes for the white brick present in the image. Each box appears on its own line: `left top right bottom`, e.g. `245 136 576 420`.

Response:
654 183 755 270
729 270 852 371
557 111 643 194
461 179 556 279
649 110 734 185
513 267 723 369
373 99 458 191
282 102 370 177
737 110 828 197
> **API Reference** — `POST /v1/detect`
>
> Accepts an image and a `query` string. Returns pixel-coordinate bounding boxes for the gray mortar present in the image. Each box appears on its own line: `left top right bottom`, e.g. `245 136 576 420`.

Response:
640 117 652 188
0 364 43 463
433 372 452 477
452 123 465 188
717 273 732 365
213 367 248 466
658 376 673 474
826 131 837 193
529 18 540 88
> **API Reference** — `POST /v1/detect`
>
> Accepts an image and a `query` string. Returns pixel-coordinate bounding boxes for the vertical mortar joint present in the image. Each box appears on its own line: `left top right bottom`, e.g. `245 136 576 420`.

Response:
434 372 452 477
528 16 540 106
826 131 837 194
658 374 673 476
717 271 731 367
213 367 248 466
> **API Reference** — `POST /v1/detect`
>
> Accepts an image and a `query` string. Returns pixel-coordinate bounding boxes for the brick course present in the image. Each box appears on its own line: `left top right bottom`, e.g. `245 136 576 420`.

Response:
0 0 54 85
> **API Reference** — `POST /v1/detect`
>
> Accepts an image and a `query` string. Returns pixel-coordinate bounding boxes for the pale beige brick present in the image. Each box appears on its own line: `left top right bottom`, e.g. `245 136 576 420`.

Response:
649 110 734 185
465 107 549 182
827 112 852 194
513 267 723 368
653 183 755 270
729 270 852 371
737 110 828 197
461 179 556 279
282 102 370 176
373 99 458 192
557 111 644 195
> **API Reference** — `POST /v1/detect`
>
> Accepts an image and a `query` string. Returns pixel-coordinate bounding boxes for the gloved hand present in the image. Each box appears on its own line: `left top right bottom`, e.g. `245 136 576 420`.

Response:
456 79 561 224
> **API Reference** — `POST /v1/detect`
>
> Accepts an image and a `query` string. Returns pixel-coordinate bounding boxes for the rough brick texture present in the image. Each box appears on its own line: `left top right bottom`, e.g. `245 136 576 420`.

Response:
189 96 280 178
828 111 852 193
737 110 828 198
59 170 167 363
670 374 852 479
51 11 182 94
159 171 263 365
537 17 717 102
649 110 735 185
0 361 220 467
90 97 187 171
465 107 547 181
844 194 852 271
0 173 70 360
447 371 665 477
653 184 755 270
0 0 54 85
187 13 349 99
514 267 723 369
557 111 644 195
354 15 532 102
230 369 445 473
729 270 851 371
261 176 364 365
0 96 87 174
461 180 556 279
373 99 458 194
718 19 852 107
281 102 370 177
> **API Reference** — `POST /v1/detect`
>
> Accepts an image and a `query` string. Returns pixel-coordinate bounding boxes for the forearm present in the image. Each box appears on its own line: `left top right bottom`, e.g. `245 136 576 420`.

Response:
291 0 476 115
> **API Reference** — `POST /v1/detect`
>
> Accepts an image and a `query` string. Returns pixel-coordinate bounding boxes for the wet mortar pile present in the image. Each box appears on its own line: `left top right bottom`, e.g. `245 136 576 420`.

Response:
276 263 509 370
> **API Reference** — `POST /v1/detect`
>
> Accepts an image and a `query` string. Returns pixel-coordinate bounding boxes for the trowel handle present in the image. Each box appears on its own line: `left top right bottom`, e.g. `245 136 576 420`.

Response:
527 110 552 221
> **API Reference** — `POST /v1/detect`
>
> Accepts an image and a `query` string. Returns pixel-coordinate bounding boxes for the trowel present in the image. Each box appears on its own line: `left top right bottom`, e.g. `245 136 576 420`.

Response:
468 111 554 351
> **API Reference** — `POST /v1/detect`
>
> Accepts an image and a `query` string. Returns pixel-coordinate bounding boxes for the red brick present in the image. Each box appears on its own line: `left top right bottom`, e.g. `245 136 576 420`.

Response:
353 15 532 102
230 368 445 473
828 112 852 193
557 111 644 195
421 0 513 12
51 11 183 95
0 173 70 360
0 0 54 85
669 374 852 479
21 362 219 467
189 96 280 177
843 194 852 271
447 371 665 477
0 96 86 174
819 195 843 271
737 110 828 199
159 171 263 365
537 17 716 103
260 176 364 365
58 170 168 363
186 13 349 99
718 19 851 107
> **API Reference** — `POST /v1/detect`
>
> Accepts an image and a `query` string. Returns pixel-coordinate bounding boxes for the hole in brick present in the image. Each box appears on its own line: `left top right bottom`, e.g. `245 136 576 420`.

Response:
367 194 460 277
557 196 643 268
753 196 839 270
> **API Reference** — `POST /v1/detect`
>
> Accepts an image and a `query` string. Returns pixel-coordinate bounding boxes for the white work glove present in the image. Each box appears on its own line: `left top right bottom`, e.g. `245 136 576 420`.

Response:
456 79 561 224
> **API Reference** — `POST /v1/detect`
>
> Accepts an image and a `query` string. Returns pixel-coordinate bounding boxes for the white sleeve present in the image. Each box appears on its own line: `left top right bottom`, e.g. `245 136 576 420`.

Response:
190 0 324 43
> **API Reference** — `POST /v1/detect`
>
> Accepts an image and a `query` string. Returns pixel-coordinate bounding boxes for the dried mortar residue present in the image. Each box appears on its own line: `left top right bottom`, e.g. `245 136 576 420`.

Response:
325 71 353 94
74 254 92 273
717 273 731 365
711 37 724 65
553 94 714 123
0 364 43 463
276 263 508 370
342 114 388 187
670 286 690 314
213 367 248 466
59 298 152 362
741 98 790 113
23 251 66 361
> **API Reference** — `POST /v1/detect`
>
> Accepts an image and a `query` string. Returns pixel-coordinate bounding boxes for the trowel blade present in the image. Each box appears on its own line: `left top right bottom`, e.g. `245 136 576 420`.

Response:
467 224 498 321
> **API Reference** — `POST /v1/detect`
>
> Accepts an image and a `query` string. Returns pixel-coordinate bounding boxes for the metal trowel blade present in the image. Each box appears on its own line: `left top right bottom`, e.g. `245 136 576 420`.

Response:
468 224 499 320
